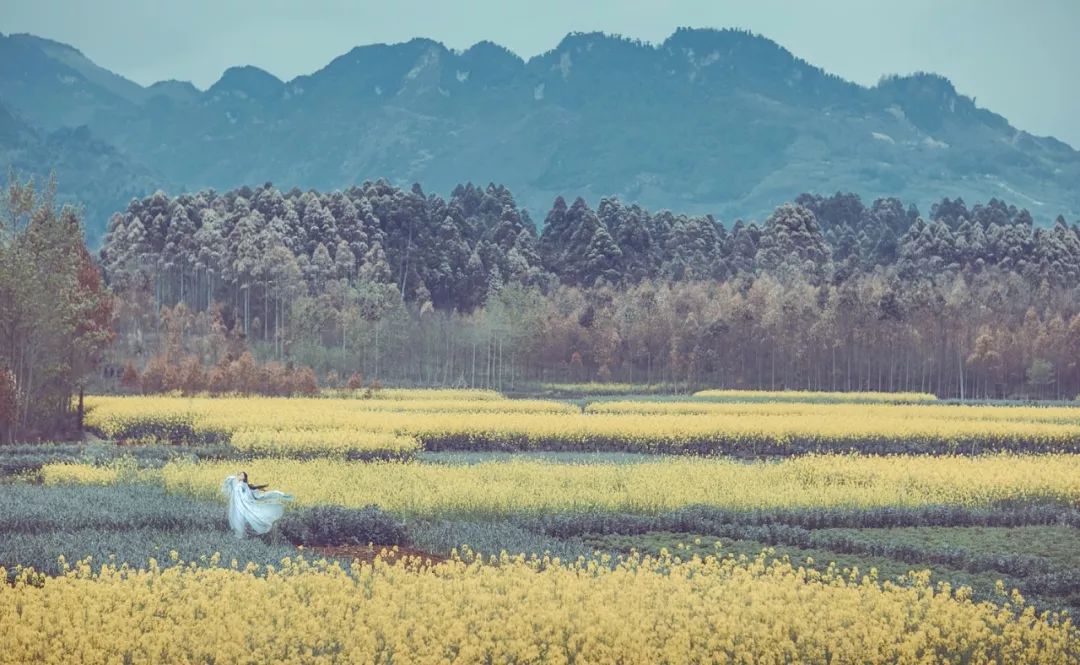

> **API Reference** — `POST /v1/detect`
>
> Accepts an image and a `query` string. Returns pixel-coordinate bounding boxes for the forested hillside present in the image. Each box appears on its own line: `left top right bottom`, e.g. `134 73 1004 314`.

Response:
102 181 1080 399
0 100 159 225
3 28 1079 240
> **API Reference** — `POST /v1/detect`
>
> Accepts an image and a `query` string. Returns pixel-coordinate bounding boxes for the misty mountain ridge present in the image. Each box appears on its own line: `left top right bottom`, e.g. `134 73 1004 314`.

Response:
1 27 1078 240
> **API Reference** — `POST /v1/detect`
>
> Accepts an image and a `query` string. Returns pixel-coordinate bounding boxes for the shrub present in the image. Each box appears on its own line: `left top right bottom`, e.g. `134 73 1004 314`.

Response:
346 372 364 390
277 505 406 547
128 356 322 397
262 362 291 396
119 363 140 391
178 356 206 395
140 355 178 394
290 367 320 396
231 353 260 395
207 358 232 394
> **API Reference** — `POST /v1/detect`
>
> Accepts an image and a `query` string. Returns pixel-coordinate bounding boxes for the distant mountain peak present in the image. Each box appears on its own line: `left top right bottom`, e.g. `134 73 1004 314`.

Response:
207 65 284 100
3 32 148 105
546 30 651 59
8 32 85 55
462 40 517 57
878 72 960 99
461 40 522 67
403 36 445 50
874 72 991 132
145 79 200 105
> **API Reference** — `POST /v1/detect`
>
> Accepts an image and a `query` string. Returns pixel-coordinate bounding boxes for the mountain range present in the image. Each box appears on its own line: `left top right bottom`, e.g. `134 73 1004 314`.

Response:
1 28 1078 241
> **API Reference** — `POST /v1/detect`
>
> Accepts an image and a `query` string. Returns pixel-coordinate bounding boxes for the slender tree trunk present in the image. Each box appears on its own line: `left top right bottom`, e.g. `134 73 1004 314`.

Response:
262 284 269 342
77 385 85 433
374 321 380 379
958 348 965 401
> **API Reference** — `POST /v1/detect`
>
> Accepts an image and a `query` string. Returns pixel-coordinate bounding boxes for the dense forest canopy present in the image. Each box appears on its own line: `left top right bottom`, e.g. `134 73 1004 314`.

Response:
99 180 1080 400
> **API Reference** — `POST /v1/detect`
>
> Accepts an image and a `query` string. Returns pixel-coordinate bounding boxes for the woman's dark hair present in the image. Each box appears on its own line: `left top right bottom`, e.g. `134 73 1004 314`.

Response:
239 471 248 482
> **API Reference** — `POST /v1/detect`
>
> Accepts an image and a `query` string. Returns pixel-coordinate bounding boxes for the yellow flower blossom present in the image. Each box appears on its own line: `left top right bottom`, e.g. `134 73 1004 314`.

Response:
0 553 1074 664
44 453 1080 517
82 394 1080 455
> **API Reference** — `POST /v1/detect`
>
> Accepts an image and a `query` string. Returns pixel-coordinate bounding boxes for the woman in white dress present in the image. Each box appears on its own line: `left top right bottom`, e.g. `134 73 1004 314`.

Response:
221 471 294 538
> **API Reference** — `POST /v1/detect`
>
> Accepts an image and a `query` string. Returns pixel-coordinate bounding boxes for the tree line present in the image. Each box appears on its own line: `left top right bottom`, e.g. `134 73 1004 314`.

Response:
100 181 1080 399
1 175 113 441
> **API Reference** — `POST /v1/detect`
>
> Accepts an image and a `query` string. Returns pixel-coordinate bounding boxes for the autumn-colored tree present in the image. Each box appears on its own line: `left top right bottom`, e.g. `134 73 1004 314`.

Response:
178 356 206 395
1 174 115 438
207 358 232 394
131 352 322 397
263 361 291 396
71 243 116 425
231 352 260 395
346 371 364 390
119 362 140 391
291 366 319 396
140 355 176 394
569 351 584 382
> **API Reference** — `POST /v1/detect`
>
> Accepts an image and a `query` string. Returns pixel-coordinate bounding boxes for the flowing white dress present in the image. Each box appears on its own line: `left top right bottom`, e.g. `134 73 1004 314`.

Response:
221 475 294 538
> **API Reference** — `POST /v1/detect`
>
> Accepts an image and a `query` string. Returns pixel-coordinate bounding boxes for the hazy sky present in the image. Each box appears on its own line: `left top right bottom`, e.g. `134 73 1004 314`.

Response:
3 0 1078 147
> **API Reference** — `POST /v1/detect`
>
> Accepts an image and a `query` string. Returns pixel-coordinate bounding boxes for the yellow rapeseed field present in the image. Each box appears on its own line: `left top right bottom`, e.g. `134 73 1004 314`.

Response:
327 387 505 400
86 395 576 428
29 390 1080 661
44 454 1080 518
538 382 681 395
693 389 939 403
587 400 1080 424
228 429 421 457
83 394 1080 455
395 410 1080 453
1 553 1075 664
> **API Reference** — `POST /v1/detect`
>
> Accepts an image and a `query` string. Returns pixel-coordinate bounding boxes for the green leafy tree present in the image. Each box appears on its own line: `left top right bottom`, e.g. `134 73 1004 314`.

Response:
1026 358 1054 398
0 173 114 439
